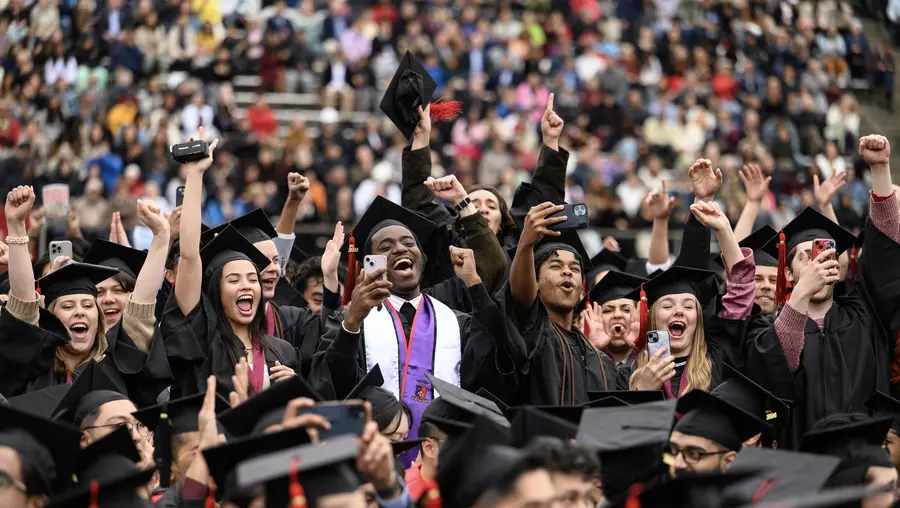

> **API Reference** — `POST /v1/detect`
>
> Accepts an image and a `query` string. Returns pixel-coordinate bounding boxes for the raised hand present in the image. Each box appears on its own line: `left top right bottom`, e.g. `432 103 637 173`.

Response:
279 397 332 441
183 126 220 175
449 246 480 287
47 255 71 274
632 347 676 390
108 212 132 247
166 206 182 241
197 376 222 451
689 200 731 233
412 104 431 149
424 175 468 206
859 135 891 168
644 181 676 220
344 269 393 332
138 200 170 237
583 302 611 350
5 186 35 226
270 360 296 382
287 172 310 202
229 357 249 407
520 202 565 248
321 221 344 283
792 248 841 300
0 240 9 266
739 163 771 203
356 421 399 495
813 171 847 208
541 93 563 149
688 158 723 202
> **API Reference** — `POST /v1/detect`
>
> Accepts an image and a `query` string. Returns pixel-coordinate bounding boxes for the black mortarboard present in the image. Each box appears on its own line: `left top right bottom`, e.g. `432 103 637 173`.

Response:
217 375 322 438
199 225 272 290
236 434 361 508
392 438 426 456
289 245 309 264
8 384 72 418
475 388 509 414
202 426 312 502
748 483 894 508
608 471 758 508
342 196 437 262
510 182 558 230
508 405 585 426
380 51 438 139
419 397 475 438
626 265 715 305
761 207 857 259
52 362 129 427
673 389 771 451
83 239 148 279
344 364 385 401
0 405 82 492
866 391 900 433
509 406 578 446
425 373 509 429
584 270 646 306
587 390 666 405
37 262 121 306
712 226 778 268
533 230 594 274
272 277 307 307
800 417 894 469
724 448 840 505
48 427 154 508
201 208 278 245
590 249 628 275
713 363 791 447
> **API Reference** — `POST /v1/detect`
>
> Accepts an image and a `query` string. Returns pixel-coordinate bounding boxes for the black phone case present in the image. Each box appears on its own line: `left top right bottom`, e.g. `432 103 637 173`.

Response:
547 203 589 231
170 140 209 164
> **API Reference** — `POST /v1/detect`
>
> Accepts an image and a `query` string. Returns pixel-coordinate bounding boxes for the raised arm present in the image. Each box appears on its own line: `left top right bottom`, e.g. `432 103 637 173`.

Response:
645 183 675 267
175 128 219 316
813 171 851 275
508 202 566 317
401 105 449 223
734 163 771 241
274 173 310 272
5 186 38 303
530 93 568 203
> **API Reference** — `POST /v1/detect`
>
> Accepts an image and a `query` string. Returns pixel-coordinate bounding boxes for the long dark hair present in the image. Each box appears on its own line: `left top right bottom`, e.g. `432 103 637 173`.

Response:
468 184 515 237
206 264 281 373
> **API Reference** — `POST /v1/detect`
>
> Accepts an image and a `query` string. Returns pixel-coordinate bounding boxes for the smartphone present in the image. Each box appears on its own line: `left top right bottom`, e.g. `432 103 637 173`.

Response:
646 330 671 358
293 401 367 439
547 203 589 231
364 255 387 280
812 238 836 261
49 240 73 267
175 186 185 207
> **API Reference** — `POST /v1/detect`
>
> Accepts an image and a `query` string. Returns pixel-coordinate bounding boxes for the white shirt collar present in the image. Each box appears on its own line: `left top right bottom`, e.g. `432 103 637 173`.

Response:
388 293 422 309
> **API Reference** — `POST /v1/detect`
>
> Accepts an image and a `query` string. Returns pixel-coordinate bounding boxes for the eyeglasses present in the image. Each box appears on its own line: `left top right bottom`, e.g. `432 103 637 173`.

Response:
666 442 729 464
83 421 152 437
0 470 27 494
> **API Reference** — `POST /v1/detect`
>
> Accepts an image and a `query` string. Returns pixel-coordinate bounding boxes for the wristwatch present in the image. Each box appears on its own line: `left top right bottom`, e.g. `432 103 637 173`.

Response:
453 196 472 213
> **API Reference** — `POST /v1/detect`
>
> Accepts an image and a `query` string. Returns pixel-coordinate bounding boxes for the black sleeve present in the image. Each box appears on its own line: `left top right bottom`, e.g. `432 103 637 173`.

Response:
0 309 67 396
742 320 800 403
859 219 900 338
159 293 214 387
423 277 496 315
530 145 569 203
456 212 508 295
103 324 174 408
308 309 366 400
275 305 322 379
401 145 453 227
674 213 711 268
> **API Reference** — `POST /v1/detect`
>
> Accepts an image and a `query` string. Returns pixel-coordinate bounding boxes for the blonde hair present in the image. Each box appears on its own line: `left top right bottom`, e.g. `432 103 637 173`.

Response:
629 296 712 394
48 297 108 376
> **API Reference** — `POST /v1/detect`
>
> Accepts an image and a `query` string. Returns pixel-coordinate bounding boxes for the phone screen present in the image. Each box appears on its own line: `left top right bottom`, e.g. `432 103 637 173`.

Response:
294 403 367 438
811 238 836 261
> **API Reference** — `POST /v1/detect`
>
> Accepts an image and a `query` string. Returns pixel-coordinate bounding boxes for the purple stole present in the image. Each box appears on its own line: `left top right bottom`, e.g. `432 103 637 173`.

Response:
386 298 437 466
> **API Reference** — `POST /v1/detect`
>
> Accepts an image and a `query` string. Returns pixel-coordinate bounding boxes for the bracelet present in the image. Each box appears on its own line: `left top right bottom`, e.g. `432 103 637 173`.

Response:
453 196 472 213
5 235 29 245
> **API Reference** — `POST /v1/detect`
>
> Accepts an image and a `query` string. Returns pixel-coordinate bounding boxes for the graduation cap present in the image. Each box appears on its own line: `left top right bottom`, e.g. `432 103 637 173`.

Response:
348 372 403 430
588 249 629 286
199 225 272 291
289 245 309 264
747 482 894 508
583 270 646 307
202 426 313 503
344 364 385 401
48 427 155 508
761 207 858 305
576 400 678 501
37 262 121 306
724 448 841 505
8 384 72 418
235 434 361 508
587 390 665 405
475 388 509 414
216 375 323 438
82 239 148 279
712 226 778 269
200 208 278 245
800 417 894 469
271 277 307 308
0 405 82 493
131 392 231 488
865 391 900 433
380 50 462 140
425 373 509 429
340 196 438 304
713 363 791 447
673 389 771 452
509 406 578 446
626 265 716 351
392 438 426 456
52 361 129 427
608 471 759 508
510 182 558 230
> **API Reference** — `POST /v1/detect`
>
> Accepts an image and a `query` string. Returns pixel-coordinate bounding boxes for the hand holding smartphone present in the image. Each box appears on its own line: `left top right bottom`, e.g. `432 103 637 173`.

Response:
49 240 73 268
646 330 671 359
812 238 836 262
365 255 387 280
546 203 589 231
292 400 368 439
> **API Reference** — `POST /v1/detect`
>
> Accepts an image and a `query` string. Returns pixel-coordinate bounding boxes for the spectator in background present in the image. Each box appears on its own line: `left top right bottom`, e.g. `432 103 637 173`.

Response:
72 178 112 230
322 48 355 113
97 0 133 43
246 94 277 140
182 92 214 137
30 0 60 41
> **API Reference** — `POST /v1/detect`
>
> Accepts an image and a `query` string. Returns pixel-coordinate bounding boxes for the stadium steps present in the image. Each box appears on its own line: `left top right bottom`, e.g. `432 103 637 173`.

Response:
857 17 900 182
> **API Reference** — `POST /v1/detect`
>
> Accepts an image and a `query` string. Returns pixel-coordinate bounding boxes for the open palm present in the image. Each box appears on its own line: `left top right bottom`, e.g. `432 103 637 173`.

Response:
689 158 723 200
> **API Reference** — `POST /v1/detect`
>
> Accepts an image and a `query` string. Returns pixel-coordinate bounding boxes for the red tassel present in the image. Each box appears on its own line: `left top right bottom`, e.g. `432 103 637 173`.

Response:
342 234 357 306
634 284 649 352
289 457 307 508
775 230 787 307
752 478 776 502
89 480 99 508
850 245 858 288
205 481 216 508
428 101 463 121
419 477 442 508
624 483 643 508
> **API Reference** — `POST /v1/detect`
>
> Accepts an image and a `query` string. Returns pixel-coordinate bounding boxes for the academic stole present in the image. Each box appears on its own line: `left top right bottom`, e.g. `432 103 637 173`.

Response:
662 359 691 400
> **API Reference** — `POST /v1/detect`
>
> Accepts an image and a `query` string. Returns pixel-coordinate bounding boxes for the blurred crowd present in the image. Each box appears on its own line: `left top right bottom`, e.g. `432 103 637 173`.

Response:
0 0 893 242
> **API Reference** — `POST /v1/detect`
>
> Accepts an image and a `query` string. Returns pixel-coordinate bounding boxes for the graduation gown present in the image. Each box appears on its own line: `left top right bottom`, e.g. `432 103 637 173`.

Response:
745 219 900 436
267 301 324 379
308 280 499 400
494 285 627 406
159 294 302 401
0 305 172 408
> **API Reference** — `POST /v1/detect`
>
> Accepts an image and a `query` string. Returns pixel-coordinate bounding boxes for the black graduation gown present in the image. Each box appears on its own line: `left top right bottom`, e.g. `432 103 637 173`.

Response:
744 220 900 436
268 301 324 379
159 294 302 401
0 307 173 408
308 280 497 400
494 285 627 406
